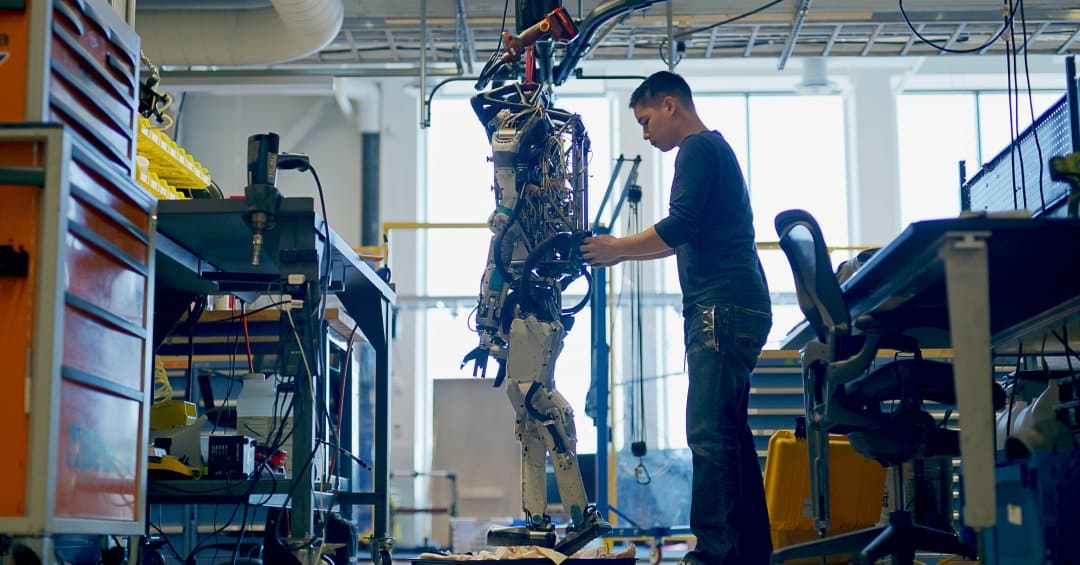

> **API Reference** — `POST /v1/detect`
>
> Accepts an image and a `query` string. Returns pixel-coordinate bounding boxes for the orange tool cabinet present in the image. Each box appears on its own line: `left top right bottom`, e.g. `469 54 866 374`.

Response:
0 125 155 550
0 0 140 175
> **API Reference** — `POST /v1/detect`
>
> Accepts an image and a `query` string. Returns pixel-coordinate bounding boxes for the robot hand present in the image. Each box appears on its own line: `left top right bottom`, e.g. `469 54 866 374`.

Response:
460 343 508 387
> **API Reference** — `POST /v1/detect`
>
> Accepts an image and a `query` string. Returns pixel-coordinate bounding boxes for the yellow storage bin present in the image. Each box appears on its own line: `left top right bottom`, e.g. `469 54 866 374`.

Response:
150 400 197 431
764 428 886 562
136 116 211 189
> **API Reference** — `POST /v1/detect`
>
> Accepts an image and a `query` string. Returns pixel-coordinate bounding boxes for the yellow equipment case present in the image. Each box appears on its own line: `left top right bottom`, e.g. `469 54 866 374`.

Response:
764 426 887 564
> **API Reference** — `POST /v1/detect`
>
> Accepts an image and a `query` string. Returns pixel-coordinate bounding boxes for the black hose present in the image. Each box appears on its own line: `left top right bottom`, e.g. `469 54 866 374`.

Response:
562 267 591 315
492 191 526 281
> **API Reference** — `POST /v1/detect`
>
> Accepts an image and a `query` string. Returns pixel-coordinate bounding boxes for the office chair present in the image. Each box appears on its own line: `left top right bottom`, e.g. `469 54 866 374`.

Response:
770 209 1004 565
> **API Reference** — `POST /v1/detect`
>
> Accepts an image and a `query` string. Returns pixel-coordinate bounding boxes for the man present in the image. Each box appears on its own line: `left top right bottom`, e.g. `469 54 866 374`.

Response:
580 71 773 565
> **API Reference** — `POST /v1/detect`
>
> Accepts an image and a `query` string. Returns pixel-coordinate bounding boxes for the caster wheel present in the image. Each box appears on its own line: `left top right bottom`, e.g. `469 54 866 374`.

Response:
648 544 662 565
377 549 392 565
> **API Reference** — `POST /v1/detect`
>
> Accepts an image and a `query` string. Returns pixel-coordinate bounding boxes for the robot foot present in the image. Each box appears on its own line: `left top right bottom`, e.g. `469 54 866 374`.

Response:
486 525 557 548
553 512 611 556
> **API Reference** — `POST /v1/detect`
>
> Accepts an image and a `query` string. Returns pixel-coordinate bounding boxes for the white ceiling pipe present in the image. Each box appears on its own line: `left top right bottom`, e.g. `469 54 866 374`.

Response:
333 77 382 134
137 0 344 66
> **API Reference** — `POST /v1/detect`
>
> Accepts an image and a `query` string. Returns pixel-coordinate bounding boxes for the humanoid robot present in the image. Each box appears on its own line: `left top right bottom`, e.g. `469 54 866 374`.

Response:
459 2 604 555
460 0 668 554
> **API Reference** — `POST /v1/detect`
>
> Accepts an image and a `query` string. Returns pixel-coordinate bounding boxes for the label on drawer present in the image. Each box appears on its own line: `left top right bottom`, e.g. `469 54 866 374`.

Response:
54 380 140 522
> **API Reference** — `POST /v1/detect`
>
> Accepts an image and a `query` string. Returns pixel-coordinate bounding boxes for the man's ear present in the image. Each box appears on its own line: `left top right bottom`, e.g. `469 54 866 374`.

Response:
662 95 676 114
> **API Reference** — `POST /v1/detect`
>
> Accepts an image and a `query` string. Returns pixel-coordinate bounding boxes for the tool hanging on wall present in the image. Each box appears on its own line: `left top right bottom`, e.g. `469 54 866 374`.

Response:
139 52 174 129
624 177 650 486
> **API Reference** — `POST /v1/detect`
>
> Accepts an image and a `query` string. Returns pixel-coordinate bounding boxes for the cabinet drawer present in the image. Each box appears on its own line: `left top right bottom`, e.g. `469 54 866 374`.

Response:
49 0 139 173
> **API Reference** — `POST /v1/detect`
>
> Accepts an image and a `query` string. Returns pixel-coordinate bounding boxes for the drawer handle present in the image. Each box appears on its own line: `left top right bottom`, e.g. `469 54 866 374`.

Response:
54 1 86 36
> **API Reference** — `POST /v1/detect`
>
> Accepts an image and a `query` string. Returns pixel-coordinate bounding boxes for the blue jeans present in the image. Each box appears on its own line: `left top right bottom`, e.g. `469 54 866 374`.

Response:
683 303 773 565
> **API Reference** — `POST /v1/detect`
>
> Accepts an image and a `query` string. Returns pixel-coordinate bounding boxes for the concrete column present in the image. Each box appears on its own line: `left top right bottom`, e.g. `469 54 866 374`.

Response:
844 69 903 246
377 78 426 546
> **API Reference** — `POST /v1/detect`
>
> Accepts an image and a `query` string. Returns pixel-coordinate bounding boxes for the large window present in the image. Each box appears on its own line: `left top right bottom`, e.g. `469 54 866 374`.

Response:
897 91 1061 225
658 93 849 341
424 96 611 454
650 93 849 449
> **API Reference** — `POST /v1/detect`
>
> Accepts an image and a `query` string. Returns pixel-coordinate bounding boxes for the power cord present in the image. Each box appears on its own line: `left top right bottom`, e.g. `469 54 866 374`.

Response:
276 155 332 314
1006 0 1029 210
899 0 1020 53
675 0 785 40
1017 0 1046 211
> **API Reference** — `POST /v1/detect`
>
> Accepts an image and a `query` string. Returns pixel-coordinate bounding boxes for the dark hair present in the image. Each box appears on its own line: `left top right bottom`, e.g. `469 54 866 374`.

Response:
629 71 694 109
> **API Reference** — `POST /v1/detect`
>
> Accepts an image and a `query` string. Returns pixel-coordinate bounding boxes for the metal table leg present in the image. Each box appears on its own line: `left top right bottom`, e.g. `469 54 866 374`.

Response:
941 231 995 529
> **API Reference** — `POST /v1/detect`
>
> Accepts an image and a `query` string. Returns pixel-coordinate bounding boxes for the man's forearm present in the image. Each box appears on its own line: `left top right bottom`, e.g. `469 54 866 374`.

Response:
630 248 675 260
616 226 672 259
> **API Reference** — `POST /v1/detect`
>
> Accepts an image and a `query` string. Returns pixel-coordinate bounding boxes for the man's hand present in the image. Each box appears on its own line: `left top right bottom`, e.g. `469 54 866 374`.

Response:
580 234 623 267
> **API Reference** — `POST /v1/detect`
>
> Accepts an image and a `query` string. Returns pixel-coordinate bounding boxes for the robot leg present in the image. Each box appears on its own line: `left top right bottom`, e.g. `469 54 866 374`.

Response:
528 386 611 555
486 315 609 553
487 403 559 548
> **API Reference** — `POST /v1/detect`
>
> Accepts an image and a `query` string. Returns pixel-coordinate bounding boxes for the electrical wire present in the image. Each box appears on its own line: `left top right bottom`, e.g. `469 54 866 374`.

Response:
229 497 251 565
899 0 1020 54
1004 1 1021 210
207 299 288 324
241 303 255 373
148 522 186 563
211 319 244 435
318 438 373 472
675 0 785 40
329 324 359 478
308 166 332 316
1018 0 1047 211
182 496 250 564
1009 0 1029 210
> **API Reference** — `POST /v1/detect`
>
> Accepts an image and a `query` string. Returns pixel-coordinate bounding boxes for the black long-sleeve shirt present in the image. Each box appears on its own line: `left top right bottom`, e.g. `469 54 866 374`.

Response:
654 130 771 315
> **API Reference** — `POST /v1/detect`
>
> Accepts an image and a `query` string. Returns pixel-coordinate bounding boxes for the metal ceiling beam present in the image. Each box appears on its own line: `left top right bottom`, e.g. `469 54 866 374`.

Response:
162 67 461 79
1059 27 1080 55
900 23 924 56
860 23 883 57
741 25 756 58
345 30 360 62
778 0 813 70
822 24 842 56
385 29 401 62
1020 22 1050 54
979 22 1007 54
455 0 477 73
940 22 966 55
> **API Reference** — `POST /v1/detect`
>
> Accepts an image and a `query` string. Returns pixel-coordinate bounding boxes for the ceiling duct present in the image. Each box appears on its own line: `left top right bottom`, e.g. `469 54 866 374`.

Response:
795 57 840 94
136 0 344 66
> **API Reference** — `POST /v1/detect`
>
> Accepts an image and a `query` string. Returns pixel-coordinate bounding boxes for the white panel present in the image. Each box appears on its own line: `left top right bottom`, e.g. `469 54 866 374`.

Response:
430 378 522 547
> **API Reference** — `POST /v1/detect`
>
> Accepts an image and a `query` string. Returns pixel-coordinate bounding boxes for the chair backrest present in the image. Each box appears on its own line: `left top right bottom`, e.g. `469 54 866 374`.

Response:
774 209 851 344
